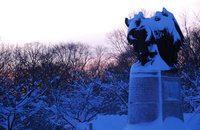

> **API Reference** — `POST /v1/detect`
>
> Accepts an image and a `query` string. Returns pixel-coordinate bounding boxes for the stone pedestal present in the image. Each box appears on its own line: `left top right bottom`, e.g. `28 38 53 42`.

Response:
128 70 183 125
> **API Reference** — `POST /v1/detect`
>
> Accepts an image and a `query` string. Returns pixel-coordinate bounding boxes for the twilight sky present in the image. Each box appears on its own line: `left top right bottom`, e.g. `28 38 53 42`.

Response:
0 0 199 46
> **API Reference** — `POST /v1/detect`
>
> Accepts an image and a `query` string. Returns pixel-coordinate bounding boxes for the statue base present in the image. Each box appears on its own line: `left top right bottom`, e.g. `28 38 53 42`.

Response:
126 66 184 129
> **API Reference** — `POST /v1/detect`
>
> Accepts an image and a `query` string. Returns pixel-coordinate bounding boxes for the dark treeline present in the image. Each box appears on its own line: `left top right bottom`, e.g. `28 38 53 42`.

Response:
0 18 200 130
0 42 129 130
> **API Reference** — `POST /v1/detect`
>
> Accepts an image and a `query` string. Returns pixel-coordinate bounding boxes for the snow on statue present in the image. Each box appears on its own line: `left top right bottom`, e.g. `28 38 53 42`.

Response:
125 7 184 71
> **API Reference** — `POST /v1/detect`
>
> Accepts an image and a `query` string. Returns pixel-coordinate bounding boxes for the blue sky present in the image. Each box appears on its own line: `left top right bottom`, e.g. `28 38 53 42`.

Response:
0 0 199 46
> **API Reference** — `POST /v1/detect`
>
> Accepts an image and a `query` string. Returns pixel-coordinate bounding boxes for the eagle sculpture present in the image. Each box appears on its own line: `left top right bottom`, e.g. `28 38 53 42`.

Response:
125 8 184 70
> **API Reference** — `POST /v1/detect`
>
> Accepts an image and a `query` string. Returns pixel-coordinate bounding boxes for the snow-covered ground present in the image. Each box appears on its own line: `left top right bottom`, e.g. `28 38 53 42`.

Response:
91 114 200 130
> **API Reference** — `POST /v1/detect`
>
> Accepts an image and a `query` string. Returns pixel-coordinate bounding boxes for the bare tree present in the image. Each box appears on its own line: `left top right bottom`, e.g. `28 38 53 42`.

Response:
107 26 129 54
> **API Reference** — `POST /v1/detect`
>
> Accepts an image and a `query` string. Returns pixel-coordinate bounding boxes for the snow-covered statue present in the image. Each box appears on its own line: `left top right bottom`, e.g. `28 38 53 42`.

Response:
125 8 184 70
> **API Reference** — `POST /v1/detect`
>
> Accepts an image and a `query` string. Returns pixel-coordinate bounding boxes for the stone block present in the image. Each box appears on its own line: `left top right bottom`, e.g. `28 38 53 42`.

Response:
128 72 159 124
162 74 184 121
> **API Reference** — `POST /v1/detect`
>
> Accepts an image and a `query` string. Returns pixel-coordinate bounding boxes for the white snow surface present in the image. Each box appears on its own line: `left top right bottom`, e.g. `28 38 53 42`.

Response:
126 117 188 130
92 115 127 130
76 122 90 130
92 114 200 130
162 117 189 130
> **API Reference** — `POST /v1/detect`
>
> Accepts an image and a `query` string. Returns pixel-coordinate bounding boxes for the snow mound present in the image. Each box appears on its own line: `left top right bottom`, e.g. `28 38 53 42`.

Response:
185 113 200 130
162 117 189 130
76 122 90 130
92 115 127 130
125 117 189 130
92 114 200 130
125 121 163 130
